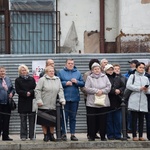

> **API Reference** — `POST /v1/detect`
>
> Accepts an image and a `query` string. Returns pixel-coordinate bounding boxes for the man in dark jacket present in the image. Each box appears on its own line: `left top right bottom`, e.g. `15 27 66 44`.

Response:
39 59 57 77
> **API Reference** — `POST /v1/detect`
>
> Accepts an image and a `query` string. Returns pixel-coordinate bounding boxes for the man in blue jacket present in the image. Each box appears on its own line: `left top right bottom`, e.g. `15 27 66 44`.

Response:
58 58 84 141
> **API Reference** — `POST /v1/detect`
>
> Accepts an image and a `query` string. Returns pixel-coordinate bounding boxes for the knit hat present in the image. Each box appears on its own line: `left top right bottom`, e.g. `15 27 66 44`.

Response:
91 62 101 68
104 64 113 71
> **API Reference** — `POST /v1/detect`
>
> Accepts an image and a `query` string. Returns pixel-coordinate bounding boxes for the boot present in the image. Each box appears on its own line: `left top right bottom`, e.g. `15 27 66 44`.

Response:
49 133 55 141
43 134 49 142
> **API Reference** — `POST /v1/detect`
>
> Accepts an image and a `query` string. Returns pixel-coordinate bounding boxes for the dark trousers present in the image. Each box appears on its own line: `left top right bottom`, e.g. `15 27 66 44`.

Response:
20 113 35 139
87 106 108 140
145 95 150 140
0 104 11 139
131 111 145 138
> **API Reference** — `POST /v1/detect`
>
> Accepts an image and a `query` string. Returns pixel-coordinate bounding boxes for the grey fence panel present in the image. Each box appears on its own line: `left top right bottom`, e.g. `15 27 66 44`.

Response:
0 53 149 134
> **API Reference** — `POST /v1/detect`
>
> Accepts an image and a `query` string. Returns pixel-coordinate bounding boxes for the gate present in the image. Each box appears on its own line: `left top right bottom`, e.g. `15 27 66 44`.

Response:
0 10 60 54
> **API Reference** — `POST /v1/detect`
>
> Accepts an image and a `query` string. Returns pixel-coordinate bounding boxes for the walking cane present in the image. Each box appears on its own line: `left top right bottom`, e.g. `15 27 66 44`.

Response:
62 105 67 137
33 106 38 140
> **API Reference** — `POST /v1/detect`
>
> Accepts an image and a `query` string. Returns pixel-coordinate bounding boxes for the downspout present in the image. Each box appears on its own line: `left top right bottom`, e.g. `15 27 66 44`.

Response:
100 0 105 53
56 0 59 53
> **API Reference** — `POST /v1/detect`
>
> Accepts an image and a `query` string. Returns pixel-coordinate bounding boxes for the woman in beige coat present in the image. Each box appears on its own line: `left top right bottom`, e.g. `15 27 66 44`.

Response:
35 66 65 142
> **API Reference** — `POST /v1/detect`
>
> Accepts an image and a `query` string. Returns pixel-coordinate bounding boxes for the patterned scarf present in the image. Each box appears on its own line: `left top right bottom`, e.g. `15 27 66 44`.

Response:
2 78 8 91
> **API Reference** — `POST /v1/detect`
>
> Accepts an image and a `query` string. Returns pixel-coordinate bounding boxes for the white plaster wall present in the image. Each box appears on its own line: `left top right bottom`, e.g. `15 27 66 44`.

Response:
58 0 100 53
105 0 119 42
119 0 150 34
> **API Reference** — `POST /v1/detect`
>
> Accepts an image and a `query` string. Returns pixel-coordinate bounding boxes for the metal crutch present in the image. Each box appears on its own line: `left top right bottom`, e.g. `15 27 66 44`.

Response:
62 105 67 138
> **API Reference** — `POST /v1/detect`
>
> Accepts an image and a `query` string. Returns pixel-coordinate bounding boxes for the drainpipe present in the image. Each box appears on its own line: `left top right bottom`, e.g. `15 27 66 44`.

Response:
100 0 105 53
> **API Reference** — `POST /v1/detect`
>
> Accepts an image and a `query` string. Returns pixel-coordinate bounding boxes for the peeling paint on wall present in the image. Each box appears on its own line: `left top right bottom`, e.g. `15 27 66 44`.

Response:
84 31 100 53
116 35 150 53
141 0 150 4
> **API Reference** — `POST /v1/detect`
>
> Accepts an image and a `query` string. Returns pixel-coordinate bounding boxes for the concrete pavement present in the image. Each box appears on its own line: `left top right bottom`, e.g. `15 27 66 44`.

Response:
0 133 150 150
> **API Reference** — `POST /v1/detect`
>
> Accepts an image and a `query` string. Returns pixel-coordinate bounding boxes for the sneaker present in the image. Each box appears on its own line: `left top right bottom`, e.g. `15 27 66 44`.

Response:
70 135 78 141
21 138 26 141
61 134 67 141
95 134 100 139
30 138 35 140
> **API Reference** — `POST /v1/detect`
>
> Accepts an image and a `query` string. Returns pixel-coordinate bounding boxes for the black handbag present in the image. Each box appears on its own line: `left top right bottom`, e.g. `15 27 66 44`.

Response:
9 98 16 111
123 74 135 101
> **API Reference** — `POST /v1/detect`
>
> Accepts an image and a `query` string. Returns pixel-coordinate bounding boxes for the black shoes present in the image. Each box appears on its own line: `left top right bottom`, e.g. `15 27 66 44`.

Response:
61 134 67 141
70 135 78 141
61 135 78 141
43 134 49 142
43 133 55 142
88 138 95 141
101 138 107 141
49 133 55 141
2 137 13 141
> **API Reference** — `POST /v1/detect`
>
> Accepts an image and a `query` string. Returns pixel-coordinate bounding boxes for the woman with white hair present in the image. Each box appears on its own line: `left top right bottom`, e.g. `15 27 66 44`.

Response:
15 64 36 141
35 66 66 142
85 62 111 141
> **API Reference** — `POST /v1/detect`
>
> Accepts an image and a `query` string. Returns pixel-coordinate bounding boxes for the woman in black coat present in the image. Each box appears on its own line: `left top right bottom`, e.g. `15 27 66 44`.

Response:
104 64 125 140
15 64 36 141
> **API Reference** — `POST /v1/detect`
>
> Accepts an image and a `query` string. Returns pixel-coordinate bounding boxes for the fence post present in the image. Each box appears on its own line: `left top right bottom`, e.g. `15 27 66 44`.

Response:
121 98 127 140
56 95 61 141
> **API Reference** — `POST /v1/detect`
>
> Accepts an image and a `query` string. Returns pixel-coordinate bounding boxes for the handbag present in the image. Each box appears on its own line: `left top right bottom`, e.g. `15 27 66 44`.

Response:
94 94 106 106
9 98 16 111
123 74 135 101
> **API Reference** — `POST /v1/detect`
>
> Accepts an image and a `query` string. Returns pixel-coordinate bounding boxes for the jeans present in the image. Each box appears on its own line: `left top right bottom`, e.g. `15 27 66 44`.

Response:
107 109 122 139
61 101 79 135
20 113 35 139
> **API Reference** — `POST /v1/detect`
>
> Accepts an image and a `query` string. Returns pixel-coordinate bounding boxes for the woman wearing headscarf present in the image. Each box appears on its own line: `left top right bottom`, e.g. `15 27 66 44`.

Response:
15 64 36 141
0 66 15 141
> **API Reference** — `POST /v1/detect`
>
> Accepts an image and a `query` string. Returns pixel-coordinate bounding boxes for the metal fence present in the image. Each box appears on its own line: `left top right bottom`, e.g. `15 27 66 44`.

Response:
0 53 149 134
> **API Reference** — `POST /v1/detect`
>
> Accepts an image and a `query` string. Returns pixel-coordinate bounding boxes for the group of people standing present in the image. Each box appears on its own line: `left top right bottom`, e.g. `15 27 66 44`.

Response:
0 58 150 142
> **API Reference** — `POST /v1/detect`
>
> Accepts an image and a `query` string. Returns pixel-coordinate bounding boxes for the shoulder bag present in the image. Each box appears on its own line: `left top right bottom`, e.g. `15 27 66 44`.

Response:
94 94 106 106
9 98 16 111
123 74 135 101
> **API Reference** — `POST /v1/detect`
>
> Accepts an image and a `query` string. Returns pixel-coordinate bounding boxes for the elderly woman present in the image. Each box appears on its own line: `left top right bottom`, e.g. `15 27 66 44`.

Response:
85 62 111 141
35 66 65 142
15 64 36 141
126 62 150 141
104 64 125 140
0 66 15 141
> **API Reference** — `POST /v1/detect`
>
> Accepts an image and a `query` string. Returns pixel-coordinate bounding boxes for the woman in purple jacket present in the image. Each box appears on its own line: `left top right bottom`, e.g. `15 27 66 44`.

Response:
85 62 111 141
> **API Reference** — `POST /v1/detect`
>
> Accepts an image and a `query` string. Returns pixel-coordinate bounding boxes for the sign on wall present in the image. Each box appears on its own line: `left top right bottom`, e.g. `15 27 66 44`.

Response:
32 61 45 83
